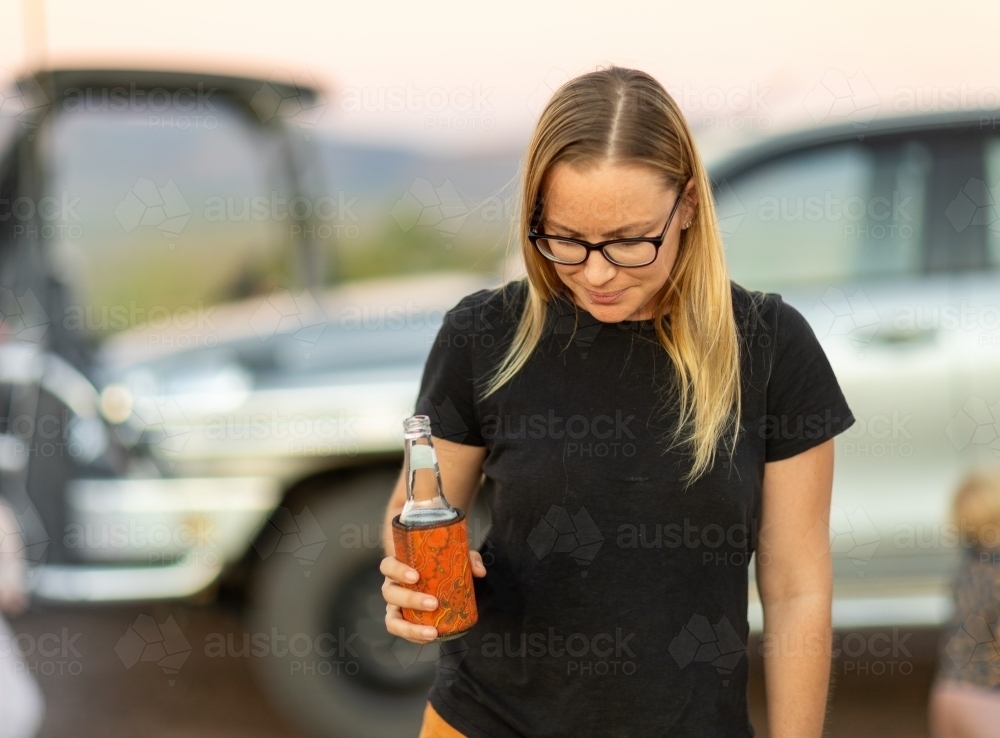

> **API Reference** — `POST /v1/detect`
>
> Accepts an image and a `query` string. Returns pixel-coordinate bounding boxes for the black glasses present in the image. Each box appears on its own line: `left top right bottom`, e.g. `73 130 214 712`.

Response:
528 185 687 268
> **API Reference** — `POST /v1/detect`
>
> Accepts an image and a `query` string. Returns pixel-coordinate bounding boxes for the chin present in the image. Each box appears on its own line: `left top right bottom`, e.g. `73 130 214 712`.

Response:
585 302 639 323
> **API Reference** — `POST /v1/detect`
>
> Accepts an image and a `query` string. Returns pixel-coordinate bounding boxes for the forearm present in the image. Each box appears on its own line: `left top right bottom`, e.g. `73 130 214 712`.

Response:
383 472 406 557
760 591 832 738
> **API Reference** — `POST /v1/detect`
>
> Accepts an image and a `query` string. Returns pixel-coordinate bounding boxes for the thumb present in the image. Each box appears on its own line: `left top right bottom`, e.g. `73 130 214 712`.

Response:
469 550 487 577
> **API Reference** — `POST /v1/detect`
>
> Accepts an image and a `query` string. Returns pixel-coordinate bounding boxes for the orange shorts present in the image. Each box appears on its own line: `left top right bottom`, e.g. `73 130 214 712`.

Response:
418 701 468 738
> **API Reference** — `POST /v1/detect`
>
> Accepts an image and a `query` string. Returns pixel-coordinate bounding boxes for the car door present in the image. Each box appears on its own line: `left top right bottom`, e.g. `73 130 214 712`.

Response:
946 129 1000 483
714 131 965 628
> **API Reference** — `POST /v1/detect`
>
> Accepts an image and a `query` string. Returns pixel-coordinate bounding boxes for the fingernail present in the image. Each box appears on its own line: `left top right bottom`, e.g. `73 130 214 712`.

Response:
406 571 419 582
423 597 437 608
424 628 437 638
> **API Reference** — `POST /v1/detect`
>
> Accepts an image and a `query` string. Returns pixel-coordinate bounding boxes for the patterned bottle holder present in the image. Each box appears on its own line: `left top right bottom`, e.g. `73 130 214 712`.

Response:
391 509 478 640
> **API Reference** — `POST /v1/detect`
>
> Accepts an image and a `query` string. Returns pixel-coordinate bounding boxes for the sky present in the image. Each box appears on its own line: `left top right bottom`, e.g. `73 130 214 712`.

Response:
1 0 999 154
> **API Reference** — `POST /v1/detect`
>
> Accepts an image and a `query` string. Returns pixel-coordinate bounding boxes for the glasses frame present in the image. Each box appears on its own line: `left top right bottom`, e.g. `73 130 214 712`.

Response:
528 182 688 268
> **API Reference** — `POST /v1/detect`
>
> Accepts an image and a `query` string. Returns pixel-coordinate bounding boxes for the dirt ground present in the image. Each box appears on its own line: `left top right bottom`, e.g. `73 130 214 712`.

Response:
8 602 941 738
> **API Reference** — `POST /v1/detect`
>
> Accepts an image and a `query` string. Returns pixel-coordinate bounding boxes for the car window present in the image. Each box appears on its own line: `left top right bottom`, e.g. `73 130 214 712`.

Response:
38 99 297 340
715 139 931 292
980 136 1000 268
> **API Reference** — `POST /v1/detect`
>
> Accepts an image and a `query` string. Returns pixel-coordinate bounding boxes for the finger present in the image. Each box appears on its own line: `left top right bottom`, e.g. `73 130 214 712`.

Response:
379 556 420 584
385 604 438 643
0 594 25 616
382 579 438 611
469 550 487 577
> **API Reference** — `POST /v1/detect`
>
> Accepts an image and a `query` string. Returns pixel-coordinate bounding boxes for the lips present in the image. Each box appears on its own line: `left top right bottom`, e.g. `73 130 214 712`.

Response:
586 288 627 304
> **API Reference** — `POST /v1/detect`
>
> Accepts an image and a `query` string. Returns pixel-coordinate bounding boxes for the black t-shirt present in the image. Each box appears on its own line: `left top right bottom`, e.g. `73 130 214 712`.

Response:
415 278 855 738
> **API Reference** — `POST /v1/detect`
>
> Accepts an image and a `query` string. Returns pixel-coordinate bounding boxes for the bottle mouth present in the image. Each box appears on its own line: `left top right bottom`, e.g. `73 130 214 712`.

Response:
396 507 464 529
403 414 432 440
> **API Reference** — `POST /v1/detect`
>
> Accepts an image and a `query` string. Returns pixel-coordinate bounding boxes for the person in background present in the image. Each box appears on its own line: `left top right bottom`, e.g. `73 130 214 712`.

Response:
0 498 45 738
930 467 1000 738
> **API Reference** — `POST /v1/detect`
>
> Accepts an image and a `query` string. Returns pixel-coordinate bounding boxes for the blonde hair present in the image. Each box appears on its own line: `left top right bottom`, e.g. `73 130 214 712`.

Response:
484 66 742 487
951 467 1000 551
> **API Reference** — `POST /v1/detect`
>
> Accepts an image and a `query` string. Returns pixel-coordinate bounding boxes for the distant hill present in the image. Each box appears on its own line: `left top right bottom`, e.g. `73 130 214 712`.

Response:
317 136 524 217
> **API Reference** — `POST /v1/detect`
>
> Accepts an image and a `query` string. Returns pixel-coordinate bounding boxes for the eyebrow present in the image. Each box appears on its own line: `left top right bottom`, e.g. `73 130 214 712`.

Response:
542 218 660 238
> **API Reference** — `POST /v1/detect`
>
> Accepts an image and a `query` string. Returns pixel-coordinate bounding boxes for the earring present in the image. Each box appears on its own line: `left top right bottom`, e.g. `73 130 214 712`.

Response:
683 220 693 229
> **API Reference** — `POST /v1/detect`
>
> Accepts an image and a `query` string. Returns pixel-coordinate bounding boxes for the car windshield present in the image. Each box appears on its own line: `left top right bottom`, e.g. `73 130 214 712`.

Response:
38 99 299 340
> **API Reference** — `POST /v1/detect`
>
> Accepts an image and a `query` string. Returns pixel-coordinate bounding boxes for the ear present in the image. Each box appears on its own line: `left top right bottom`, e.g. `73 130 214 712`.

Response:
681 178 698 225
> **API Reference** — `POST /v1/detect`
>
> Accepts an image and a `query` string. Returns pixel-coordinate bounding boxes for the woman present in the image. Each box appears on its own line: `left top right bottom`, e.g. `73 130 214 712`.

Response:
381 66 855 738
929 467 1000 738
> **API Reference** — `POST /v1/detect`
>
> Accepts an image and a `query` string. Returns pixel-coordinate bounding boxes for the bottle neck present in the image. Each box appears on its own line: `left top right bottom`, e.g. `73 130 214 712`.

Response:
401 435 456 525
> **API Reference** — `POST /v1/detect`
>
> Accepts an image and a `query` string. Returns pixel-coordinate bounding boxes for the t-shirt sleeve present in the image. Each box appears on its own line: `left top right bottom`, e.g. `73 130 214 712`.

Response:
413 295 486 447
764 296 856 462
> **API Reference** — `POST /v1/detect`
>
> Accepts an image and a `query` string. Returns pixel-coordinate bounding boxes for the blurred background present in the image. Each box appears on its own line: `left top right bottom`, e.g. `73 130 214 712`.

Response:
1 1 1000 736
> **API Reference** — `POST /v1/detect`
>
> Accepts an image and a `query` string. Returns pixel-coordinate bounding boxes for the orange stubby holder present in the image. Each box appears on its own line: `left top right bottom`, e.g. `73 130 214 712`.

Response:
391 509 479 640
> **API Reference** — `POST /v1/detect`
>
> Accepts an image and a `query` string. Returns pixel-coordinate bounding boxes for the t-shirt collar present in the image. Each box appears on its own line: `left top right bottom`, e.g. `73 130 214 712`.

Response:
547 289 662 330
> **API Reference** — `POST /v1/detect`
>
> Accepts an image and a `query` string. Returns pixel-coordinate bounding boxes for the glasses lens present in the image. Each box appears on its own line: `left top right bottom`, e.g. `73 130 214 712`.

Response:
604 241 657 266
536 238 587 264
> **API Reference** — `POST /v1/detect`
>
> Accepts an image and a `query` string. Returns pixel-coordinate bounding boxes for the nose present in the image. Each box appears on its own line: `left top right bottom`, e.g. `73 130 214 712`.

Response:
582 247 618 285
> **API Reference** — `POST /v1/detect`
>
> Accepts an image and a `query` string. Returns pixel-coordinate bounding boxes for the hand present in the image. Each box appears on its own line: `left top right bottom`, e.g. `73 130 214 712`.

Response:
381 550 486 644
0 554 28 617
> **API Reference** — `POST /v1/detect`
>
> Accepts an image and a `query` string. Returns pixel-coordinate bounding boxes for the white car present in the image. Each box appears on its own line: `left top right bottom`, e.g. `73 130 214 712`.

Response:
712 110 1000 631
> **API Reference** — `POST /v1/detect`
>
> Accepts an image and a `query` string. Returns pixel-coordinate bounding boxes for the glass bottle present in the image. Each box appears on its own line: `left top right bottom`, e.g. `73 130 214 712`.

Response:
400 415 458 525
